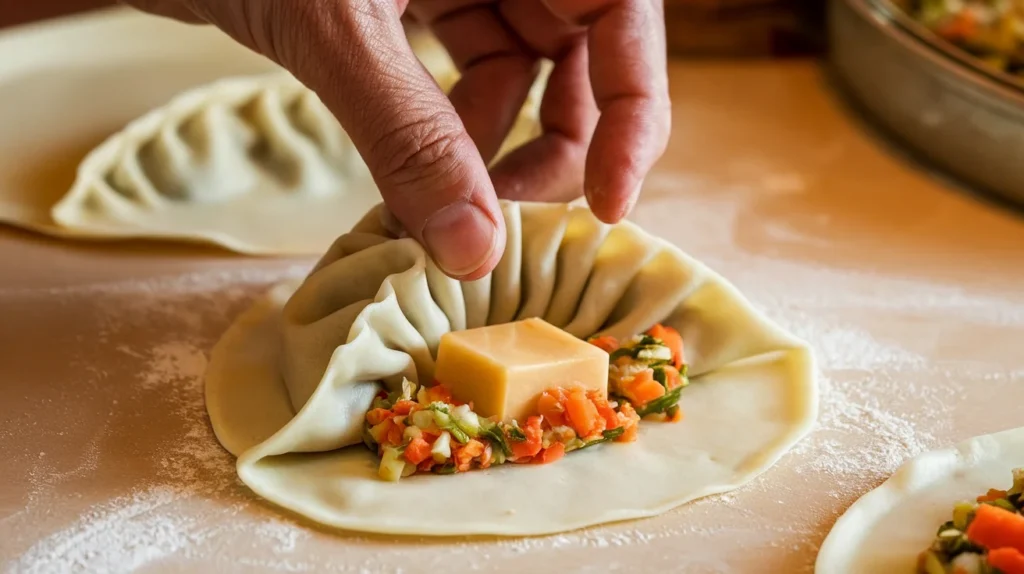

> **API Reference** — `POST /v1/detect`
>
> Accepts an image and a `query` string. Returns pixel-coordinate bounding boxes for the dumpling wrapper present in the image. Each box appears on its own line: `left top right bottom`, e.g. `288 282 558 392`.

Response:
815 427 1024 574
23 30 548 255
205 200 818 536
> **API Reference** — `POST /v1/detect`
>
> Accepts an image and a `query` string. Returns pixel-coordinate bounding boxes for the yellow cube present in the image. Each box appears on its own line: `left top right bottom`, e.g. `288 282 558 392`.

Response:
433 318 609 422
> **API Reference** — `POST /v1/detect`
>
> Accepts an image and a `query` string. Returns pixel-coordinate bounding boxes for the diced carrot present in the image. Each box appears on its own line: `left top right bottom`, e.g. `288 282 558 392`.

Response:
966 503 1024 554
479 444 493 469
622 369 665 406
536 442 566 464
365 408 393 426
386 418 406 445
454 439 485 472
646 324 685 369
537 389 567 427
392 400 418 416
617 403 640 442
417 459 436 473
565 388 603 438
978 489 1009 503
510 416 544 460
590 392 621 430
403 437 432 465
589 335 619 354
988 548 1024 574
463 439 485 457
368 420 392 445
937 13 976 42
664 365 685 390
425 384 453 404
668 407 684 423
613 355 634 368
450 443 466 472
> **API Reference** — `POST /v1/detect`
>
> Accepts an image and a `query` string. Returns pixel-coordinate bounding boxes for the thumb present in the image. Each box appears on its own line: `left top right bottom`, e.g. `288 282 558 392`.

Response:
190 0 506 280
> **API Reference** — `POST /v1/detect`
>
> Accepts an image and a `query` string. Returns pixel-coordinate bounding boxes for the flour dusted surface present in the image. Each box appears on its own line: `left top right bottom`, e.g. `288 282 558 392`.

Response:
3 193 1022 573
3 61 1024 573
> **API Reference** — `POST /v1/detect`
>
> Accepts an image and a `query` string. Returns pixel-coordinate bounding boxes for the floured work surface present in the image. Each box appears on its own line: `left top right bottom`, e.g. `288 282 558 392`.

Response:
2 18 1024 574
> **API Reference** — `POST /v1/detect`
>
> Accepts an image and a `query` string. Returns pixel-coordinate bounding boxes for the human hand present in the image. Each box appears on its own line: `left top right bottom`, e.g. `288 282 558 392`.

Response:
121 0 670 280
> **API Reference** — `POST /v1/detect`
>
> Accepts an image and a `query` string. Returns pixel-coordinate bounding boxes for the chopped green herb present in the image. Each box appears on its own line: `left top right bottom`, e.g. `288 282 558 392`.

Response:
451 419 478 441
984 498 1018 513
578 437 609 450
427 404 470 443
609 348 634 362
578 427 626 450
636 386 684 417
637 335 660 347
507 421 527 442
652 367 667 388
435 463 457 475
602 427 625 440
480 423 512 456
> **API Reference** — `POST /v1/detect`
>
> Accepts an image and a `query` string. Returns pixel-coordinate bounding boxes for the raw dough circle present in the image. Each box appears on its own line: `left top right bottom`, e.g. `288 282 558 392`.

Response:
206 202 819 536
816 427 1024 574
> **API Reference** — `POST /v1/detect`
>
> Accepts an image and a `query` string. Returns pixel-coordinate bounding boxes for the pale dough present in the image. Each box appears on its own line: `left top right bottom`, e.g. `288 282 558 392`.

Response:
1 28 547 255
816 427 1024 574
205 200 818 536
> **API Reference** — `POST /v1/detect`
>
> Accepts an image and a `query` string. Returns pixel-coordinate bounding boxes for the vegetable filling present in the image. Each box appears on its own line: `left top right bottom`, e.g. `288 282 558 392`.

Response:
918 468 1024 574
363 324 689 481
894 0 1024 77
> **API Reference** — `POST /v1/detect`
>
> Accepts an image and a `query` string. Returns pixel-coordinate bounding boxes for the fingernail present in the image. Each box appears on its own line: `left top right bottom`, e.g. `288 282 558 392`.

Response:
422 201 498 277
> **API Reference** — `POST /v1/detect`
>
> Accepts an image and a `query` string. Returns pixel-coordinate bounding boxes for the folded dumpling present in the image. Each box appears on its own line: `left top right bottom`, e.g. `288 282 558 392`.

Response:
45 31 547 255
205 200 818 536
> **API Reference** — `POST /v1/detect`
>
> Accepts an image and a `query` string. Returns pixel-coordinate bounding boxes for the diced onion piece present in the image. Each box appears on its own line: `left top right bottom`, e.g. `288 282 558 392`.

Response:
410 410 435 430
452 404 480 431
379 447 406 482
637 346 672 362
950 552 984 574
432 431 452 462
403 426 423 441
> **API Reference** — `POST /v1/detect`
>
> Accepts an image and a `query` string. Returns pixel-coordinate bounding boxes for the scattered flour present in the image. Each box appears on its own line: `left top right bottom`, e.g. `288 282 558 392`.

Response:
12 487 198 574
4 194 1024 573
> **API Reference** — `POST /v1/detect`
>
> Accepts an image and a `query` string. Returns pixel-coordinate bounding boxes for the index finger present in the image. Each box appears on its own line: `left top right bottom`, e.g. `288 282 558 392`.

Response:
543 0 671 223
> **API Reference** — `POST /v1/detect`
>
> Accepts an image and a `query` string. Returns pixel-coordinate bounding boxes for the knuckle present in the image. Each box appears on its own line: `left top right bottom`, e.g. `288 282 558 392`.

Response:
369 111 469 190
654 101 672 151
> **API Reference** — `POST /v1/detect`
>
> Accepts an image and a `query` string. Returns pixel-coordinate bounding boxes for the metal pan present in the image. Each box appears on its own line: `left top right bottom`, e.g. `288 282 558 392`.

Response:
829 0 1024 207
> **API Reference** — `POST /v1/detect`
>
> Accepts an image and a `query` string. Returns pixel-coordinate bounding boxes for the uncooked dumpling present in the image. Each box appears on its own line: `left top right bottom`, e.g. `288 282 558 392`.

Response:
21 31 548 255
816 427 1024 574
52 73 379 254
205 200 818 536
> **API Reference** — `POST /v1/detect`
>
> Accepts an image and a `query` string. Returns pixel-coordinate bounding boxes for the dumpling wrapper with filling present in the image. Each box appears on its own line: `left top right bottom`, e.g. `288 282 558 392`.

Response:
815 427 1024 574
8 29 548 255
205 200 818 536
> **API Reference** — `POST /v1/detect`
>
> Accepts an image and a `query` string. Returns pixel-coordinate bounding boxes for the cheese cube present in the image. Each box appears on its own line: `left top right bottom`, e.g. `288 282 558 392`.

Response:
433 318 609 422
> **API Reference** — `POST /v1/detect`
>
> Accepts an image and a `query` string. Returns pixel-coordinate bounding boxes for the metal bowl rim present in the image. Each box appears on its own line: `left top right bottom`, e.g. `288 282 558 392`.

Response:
841 0 1024 105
